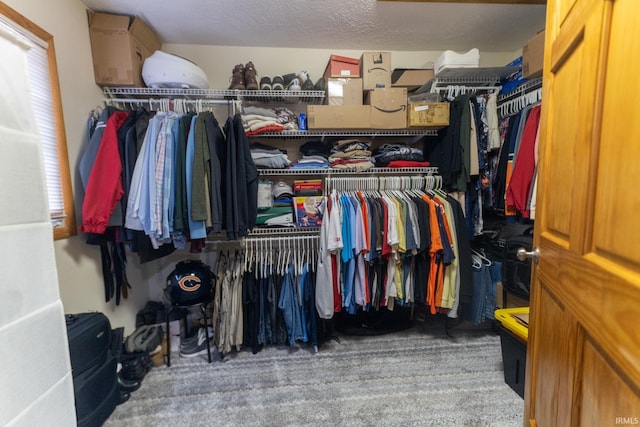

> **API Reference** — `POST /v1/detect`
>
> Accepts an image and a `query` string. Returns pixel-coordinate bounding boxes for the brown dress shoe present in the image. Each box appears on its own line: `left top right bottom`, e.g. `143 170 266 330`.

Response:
229 64 245 90
244 61 259 90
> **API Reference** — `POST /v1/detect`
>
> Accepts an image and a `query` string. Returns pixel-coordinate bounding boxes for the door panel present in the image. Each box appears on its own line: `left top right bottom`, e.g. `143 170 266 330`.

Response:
580 339 640 425
527 0 640 425
592 0 640 266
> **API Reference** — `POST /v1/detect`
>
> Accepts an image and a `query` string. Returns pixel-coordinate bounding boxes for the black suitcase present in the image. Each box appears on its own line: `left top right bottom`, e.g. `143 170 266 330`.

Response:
73 352 119 427
65 312 112 377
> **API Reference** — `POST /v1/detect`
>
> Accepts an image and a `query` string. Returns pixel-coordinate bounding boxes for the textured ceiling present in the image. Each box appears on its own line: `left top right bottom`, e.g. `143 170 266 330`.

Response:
80 0 546 52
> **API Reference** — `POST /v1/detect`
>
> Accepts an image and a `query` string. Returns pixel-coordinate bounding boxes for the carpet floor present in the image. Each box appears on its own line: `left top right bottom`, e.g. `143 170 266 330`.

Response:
105 320 523 427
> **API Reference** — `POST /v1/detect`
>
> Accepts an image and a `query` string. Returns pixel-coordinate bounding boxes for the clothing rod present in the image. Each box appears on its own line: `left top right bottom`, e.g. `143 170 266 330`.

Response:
103 98 230 105
498 77 543 103
433 85 501 92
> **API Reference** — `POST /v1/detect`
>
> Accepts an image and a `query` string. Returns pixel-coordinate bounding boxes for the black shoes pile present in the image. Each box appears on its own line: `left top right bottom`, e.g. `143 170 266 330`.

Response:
117 351 153 403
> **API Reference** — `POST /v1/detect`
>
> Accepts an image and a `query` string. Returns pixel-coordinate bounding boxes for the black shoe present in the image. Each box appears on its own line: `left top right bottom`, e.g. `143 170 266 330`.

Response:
271 75 284 91
118 373 141 393
118 391 131 405
314 77 327 91
260 75 272 91
302 78 315 91
282 73 297 86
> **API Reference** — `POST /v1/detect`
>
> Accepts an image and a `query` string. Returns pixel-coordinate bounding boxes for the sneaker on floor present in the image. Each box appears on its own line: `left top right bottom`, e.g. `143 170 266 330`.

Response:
229 64 245 90
180 327 206 349
260 75 272 90
180 330 210 358
272 75 285 91
244 61 259 90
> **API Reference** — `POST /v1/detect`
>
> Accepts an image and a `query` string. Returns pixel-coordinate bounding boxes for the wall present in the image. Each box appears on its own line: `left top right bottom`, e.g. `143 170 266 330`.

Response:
164 44 519 89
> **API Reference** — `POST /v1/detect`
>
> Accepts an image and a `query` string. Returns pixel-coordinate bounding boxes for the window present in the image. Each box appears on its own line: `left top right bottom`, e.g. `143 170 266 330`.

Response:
0 3 76 239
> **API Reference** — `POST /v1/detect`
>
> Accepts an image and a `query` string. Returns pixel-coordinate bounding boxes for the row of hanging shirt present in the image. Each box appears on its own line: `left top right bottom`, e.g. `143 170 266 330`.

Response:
80 102 259 259
315 176 473 320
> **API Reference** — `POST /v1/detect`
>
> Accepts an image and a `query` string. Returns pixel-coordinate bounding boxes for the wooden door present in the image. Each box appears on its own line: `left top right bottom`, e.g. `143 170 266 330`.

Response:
526 0 640 425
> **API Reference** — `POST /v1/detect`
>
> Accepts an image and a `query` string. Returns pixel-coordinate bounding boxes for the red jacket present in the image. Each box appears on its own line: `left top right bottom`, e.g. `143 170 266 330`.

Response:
506 105 541 218
80 111 129 234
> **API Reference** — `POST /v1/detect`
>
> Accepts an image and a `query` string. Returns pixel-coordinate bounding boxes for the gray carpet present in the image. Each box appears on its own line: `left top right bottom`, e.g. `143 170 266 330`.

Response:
105 322 523 427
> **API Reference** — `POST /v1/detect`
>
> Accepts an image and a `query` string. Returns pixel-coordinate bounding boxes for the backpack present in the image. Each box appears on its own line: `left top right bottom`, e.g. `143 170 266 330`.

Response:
501 227 534 300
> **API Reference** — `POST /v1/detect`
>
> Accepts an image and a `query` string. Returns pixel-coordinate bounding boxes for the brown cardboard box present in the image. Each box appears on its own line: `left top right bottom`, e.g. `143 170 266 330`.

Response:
496 283 530 309
306 105 371 129
365 88 407 129
323 55 360 79
391 69 435 90
361 51 392 90
326 78 363 105
522 29 545 79
88 11 162 87
407 102 450 128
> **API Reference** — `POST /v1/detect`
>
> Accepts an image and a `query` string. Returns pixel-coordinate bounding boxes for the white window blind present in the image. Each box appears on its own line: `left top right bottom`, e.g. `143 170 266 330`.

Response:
0 16 64 227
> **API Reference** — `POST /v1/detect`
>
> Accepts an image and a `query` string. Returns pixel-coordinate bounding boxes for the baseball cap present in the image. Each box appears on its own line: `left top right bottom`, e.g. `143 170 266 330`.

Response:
272 181 293 199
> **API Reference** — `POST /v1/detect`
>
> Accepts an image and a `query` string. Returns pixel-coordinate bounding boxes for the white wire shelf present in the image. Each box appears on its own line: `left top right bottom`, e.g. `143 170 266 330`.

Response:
257 167 438 176
250 129 440 138
249 227 320 236
103 87 325 104
498 77 543 102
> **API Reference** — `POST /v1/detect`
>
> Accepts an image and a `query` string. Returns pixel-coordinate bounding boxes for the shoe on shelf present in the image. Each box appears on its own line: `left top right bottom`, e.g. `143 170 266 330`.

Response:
260 75 272 91
297 70 310 83
229 64 245 90
302 78 315 91
282 72 297 86
271 75 285 91
287 78 301 91
244 61 259 90
313 77 327 92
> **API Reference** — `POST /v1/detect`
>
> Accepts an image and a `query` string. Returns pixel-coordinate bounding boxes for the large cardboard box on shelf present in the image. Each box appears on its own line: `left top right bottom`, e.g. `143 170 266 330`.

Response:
361 51 392 90
407 102 450 128
306 105 371 129
391 69 435 91
326 78 363 105
522 29 545 79
365 88 407 129
88 11 162 87
323 55 361 79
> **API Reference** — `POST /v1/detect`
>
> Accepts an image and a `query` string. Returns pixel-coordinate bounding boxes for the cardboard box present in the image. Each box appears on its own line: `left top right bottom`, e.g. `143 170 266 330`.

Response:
522 29 545 79
407 102 450 128
361 51 392 90
323 55 360 79
294 196 323 227
306 105 371 129
496 282 530 309
88 11 162 87
365 88 407 129
391 69 434 90
326 78 363 105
